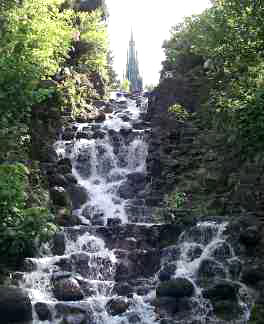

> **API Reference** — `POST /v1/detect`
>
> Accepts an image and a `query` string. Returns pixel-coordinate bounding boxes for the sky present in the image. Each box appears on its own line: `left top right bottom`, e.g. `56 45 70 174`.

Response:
106 0 211 86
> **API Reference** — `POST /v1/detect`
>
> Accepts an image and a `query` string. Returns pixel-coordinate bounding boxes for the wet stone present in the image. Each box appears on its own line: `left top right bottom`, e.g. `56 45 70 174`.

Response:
52 277 84 301
197 258 226 285
106 297 130 316
159 263 177 282
113 282 133 297
107 218 122 227
35 302 52 321
156 278 195 298
67 184 88 210
52 232 66 256
0 286 32 323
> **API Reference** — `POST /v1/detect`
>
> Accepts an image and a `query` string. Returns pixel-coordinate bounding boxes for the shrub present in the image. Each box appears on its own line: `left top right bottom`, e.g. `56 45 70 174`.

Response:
0 163 56 263
168 104 190 121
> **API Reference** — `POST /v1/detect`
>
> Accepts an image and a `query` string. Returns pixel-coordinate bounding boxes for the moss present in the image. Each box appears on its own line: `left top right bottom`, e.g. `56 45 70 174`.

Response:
249 304 264 324
213 300 243 322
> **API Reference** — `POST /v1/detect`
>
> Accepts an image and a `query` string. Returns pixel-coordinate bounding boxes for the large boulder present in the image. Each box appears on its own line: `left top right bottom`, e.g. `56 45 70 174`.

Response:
106 298 130 316
0 286 32 323
156 278 194 299
52 277 84 301
202 280 238 302
35 302 52 321
118 182 136 199
67 184 88 209
52 232 66 256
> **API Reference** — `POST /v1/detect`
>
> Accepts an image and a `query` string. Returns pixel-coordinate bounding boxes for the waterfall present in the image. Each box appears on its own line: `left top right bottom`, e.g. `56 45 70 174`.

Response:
17 93 253 324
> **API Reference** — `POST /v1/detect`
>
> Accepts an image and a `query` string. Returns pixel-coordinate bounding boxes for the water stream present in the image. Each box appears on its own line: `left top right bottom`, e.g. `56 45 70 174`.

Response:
18 94 252 323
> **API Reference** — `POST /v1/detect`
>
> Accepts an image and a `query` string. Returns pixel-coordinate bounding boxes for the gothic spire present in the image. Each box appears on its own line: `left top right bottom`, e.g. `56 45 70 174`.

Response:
125 30 143 92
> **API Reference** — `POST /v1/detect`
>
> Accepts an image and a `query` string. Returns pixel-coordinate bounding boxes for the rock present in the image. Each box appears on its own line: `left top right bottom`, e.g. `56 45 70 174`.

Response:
127 312 141 323
76 131 94 140
241 266 264 285
118 182 135 199
93 130 106 139
52 232 66 256
161 245 181 264
159 263 177 282
35 302 52 321
106 298 130 316
156 278 194 298
64 173 78 184
202 280 238 302
107 218 122 227
62 129 75 141
57 158 72 174
52 271 72 281
55 208 80 227
23 258 37 272
55 258 73 272
127 172 146 184
153 296 195 318
87 111 106 123
0 286 32 323
103 106 114 114
54 303 90 324
240 226 260 246
213 300 243 321
67 184 88 210
82 205 104 223
228 258 242 280
63 313 86 324
44 147 59 163
48 173 68 187
211 242 233 261
113 283 133 297
50 187 71 207
197 258 226 284
52 277 84 301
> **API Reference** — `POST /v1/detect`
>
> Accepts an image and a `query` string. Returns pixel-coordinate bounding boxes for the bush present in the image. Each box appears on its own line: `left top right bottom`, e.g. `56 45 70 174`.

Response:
168 103 190 121
0 0 75 128
0 163 56 263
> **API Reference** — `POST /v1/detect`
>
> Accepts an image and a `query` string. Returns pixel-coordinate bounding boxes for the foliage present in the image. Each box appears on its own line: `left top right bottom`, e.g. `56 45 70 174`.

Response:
0 0 75 128
144 84 156 92
0 163 56 263
161 0 264 158
164 191 187 210
168 103 190 121
76 10 109 78
120 79 131 92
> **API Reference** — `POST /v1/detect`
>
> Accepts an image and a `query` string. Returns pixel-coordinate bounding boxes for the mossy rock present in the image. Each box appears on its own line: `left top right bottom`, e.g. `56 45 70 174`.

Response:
156 278 194 298
213 300 243 322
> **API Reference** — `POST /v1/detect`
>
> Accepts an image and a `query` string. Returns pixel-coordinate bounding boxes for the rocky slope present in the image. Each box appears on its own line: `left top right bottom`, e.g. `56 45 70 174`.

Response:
146 83 264 323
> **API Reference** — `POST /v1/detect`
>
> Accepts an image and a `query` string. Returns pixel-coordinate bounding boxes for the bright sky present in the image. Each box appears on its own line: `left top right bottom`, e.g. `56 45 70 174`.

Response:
106 0 211 86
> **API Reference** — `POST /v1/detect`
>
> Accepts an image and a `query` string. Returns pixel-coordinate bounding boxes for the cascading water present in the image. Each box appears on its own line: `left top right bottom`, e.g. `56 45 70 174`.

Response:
17 94 253 324
158 221 253 323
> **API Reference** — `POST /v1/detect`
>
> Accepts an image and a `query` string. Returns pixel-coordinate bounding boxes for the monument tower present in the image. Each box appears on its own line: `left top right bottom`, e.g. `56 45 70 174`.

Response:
125 30 143 92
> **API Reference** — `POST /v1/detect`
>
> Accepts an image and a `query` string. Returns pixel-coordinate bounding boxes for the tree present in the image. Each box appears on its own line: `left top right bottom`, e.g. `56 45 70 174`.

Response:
120 79 130 92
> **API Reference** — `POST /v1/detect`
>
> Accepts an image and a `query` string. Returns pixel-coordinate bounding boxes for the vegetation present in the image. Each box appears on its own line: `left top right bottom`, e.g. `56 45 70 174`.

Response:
168 103 191 122
161 0 264 159
0 0 114 265
120 79 131 92
0 164 55 264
